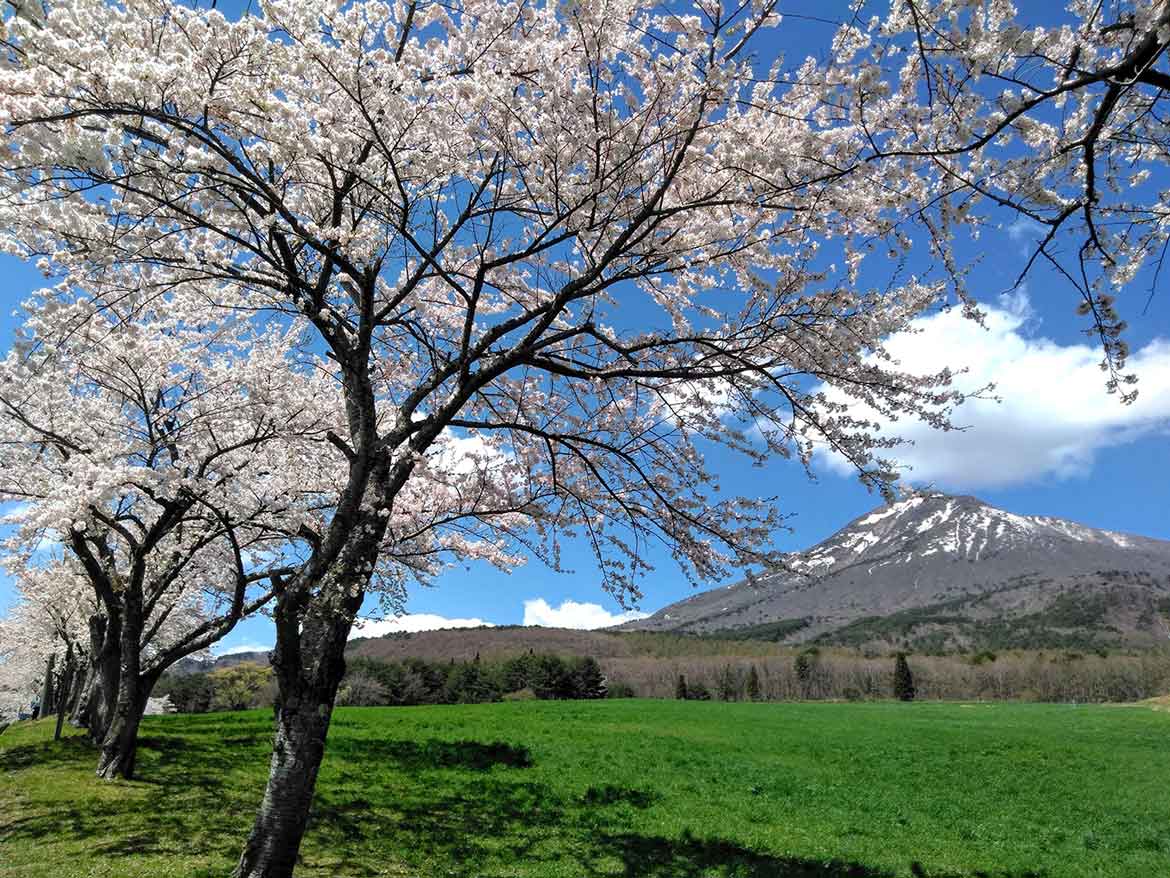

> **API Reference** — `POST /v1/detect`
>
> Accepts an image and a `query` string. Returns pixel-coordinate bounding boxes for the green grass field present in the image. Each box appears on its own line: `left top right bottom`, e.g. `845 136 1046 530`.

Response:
2 701 1169 877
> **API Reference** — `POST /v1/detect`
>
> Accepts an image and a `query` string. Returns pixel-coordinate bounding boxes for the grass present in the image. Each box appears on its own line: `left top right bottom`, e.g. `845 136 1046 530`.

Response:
2 701 1170 877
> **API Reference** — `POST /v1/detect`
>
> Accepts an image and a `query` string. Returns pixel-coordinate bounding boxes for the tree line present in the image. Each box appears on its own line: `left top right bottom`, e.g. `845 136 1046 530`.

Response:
156 652 613 713
607 648 1170 704
153 646 1170 712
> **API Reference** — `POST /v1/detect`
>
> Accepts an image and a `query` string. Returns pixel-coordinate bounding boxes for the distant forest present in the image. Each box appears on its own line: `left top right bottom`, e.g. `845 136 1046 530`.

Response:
156 625 1170 710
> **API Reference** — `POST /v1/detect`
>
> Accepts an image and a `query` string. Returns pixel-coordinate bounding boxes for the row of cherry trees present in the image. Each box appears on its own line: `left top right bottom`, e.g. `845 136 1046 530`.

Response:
1 0 1167 875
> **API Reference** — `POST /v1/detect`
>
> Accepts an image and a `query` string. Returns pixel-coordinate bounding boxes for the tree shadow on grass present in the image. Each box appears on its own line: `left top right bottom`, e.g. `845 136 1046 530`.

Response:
0 734 95 772
0 716 272 867
325 736 533 771
2 716 1053 878
590 831 896 878
308 771 900 878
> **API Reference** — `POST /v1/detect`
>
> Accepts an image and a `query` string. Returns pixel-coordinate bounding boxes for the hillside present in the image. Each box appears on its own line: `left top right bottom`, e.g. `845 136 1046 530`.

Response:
621 491 1170 651
174 627 787 677
346 625 787 662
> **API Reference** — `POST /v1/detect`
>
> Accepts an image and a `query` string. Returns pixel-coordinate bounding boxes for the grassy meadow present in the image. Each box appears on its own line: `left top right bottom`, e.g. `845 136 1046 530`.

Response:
2 700 1169 877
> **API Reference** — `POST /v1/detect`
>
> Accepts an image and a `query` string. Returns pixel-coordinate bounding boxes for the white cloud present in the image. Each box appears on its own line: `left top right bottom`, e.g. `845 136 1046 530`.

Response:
1006 217 1045 248
213 642 272 656
348 613 494 639
423 429 516 479
817 294 1170 489
0 501 30 522
522 598 649 629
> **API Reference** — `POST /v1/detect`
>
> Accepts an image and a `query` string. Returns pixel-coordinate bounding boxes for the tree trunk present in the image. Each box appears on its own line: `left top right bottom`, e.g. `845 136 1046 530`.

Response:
55 644 75 741
95 685 149 779
83 613 121 741
233 581 362 878
65 656 88 725
70 659 96 728
96 593 144 780
232 690 335 878
36 653 56 719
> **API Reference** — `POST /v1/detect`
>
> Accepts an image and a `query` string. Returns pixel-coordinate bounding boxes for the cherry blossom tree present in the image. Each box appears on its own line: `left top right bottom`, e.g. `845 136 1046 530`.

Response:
0 298 337 777
0 0 991 873
858 0 1170 398
0 561 93 725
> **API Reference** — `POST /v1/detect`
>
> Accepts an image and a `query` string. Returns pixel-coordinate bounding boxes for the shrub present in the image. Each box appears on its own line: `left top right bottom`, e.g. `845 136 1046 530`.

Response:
686 683 711 701
675 674 688 700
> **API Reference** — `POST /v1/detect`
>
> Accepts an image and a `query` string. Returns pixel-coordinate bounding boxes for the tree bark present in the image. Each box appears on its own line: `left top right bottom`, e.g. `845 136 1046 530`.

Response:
36 653 56 719
95 591 144 780
233 579 362 878
81 613 121 741
94 685 149 779
65 656 87 724
54 644 75 741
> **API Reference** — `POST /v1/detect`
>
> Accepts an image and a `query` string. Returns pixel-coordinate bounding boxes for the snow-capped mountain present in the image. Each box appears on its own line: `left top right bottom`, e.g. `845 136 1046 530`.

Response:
622 492 1170 650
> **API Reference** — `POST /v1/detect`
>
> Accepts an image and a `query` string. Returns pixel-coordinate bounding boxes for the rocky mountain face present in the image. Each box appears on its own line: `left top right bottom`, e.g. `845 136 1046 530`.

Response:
621 492 1170 651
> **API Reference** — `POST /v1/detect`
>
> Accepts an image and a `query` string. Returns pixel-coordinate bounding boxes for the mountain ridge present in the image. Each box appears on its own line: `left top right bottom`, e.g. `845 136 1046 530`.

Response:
620 491 1170 651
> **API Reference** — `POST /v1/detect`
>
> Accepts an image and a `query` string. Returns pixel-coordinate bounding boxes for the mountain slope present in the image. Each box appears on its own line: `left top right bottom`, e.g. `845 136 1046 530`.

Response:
622 492 1170 651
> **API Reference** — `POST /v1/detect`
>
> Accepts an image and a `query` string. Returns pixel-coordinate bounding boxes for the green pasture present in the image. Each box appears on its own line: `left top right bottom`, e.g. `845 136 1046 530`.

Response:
2 700 1168 877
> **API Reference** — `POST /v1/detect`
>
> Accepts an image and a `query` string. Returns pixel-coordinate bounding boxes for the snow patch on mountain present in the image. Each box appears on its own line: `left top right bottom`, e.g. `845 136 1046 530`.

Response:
622 491 1170 645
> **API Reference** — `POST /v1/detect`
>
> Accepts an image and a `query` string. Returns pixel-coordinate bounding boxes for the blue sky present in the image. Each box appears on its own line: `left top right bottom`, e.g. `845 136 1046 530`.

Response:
1 0 1168 653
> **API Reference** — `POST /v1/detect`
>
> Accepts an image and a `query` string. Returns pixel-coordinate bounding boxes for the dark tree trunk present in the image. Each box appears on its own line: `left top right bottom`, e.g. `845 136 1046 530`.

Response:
232 691 336 877
233 578 363 878
65 656 87 724
54 644 76 741
70 663 92 726
83 613 121 741
36 653 56 719
89 640 121 742
96 592 144 780
95 686 149 779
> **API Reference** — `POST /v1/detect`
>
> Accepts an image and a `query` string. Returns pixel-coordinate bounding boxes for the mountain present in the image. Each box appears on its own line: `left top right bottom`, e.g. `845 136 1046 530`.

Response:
621 492 1170 651
169 650 271 676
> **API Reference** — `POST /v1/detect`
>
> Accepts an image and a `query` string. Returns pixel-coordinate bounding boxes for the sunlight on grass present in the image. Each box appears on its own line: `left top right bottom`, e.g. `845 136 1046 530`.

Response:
3 702 1169 877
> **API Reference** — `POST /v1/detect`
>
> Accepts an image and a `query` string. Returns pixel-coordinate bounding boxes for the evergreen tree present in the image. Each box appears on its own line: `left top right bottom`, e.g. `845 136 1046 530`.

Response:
894 653 916 702
573 657 607 699
675 674 688 701
501 653 534 693
442 660 496 704
531 654 575 699
746 665 761 701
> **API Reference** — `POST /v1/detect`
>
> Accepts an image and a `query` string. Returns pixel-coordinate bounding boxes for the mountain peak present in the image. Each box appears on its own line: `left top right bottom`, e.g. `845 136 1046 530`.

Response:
622 495 1170 650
